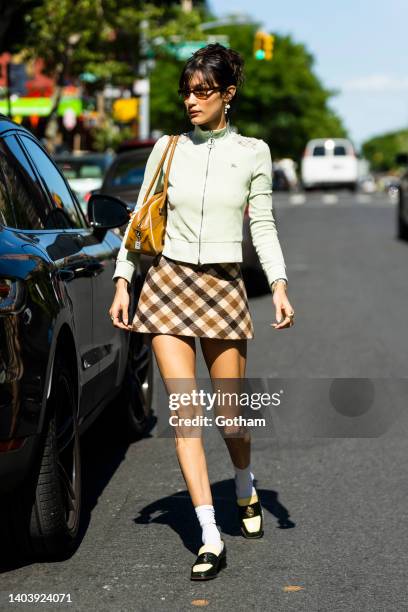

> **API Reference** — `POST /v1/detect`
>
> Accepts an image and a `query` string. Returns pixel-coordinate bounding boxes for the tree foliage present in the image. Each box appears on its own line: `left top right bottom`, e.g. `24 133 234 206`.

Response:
2 1 348 160
0 0 41 54
362 129 408 171
15 1 205 87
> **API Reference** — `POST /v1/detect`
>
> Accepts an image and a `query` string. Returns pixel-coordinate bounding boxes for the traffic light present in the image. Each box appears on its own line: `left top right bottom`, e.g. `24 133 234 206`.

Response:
264 34 274 60
253 32 275 61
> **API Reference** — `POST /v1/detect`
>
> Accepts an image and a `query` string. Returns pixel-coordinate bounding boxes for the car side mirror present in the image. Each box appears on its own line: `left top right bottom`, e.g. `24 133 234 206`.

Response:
396 153 408 166
87 193 131 229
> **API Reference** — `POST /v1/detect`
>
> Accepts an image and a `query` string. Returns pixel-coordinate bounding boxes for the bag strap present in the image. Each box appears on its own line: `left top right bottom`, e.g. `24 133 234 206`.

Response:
143 135 176 204
162 134 179 199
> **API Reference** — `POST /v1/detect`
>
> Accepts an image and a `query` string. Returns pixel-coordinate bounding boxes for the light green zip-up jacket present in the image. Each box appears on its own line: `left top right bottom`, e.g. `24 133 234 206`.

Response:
112 122 288 288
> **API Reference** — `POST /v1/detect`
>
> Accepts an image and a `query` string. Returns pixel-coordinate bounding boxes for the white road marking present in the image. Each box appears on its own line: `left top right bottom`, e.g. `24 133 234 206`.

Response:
356 194 373 203
289 194 306 205
322 194 339 204
275 191 392 207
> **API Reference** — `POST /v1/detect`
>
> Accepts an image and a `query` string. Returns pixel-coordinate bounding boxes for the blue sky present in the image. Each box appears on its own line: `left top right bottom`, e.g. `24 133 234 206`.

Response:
208 0 408 148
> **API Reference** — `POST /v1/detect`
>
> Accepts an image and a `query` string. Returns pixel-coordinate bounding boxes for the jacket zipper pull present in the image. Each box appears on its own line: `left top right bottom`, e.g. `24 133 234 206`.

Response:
207 130 215 149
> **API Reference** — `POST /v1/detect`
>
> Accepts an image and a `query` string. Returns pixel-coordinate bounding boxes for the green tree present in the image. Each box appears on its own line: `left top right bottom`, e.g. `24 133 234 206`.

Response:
0 0 42 53
13 0 205 133
362 129 408 171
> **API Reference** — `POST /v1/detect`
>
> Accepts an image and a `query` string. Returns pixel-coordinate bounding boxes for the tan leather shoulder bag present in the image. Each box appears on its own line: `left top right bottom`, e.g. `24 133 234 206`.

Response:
124 134 179 255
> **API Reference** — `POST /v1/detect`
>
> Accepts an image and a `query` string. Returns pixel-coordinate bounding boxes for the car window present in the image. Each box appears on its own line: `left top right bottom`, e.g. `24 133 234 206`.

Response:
19 135 85 229
312 146 326 156
107 157 146 187
334 145 347 156
0 155 16 227
0 140 49 230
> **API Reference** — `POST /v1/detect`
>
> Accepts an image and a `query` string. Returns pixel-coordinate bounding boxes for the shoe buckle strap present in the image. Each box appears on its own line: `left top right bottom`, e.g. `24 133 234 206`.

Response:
196 551 218 565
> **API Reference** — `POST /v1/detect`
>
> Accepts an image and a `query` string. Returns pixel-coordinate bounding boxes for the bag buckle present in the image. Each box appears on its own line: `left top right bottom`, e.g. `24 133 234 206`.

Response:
135 229 142 249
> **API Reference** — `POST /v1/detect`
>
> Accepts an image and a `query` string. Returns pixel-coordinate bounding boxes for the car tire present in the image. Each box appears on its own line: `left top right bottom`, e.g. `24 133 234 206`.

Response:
7 353 81 562
397 191 408 240
117 333 154 440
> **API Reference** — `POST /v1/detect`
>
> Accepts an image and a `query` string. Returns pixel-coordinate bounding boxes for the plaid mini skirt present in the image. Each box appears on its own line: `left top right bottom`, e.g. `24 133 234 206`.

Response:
131 253 254 340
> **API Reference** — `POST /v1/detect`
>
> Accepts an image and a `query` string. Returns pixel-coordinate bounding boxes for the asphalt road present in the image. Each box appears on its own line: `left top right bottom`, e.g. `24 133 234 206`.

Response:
2 189 408 612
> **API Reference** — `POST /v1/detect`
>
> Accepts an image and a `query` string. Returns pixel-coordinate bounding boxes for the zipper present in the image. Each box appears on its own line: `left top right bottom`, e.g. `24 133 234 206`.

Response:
197 132 215 264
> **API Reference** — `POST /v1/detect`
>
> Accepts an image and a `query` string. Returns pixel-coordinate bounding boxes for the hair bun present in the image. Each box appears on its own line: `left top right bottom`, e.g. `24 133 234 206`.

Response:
190 43 245 88
224 47 244 87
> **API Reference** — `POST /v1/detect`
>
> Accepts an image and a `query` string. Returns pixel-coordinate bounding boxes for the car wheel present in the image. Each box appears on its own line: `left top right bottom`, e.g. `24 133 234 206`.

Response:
397 191 408 240
118 333 154 440
7 353 81 561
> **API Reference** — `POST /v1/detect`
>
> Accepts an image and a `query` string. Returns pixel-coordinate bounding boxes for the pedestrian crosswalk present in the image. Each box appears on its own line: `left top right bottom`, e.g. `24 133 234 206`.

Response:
273 191 395 207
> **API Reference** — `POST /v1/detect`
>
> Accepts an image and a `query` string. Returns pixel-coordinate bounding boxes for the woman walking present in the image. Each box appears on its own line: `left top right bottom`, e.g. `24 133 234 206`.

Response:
109 43 294 580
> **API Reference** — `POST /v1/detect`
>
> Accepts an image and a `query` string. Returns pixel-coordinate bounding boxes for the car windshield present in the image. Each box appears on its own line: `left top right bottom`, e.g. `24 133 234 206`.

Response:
107 158 146 187
56 159 106 180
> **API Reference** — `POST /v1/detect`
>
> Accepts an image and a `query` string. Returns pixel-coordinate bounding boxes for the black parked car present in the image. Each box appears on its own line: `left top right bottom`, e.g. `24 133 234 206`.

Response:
0 116 153 561
396 153 408 240
99 144 154 207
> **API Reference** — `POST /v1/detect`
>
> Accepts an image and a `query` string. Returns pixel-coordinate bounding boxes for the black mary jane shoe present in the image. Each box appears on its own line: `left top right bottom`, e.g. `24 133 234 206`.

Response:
237 493 264 539
190 542 227 581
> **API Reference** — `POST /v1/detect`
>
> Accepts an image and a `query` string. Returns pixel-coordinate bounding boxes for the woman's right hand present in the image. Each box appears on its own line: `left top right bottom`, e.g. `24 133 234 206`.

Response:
109 278 132 330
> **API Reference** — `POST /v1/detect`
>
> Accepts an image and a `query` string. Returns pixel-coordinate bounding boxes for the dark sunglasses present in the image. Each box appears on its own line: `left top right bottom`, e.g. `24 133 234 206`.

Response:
177 86 223 100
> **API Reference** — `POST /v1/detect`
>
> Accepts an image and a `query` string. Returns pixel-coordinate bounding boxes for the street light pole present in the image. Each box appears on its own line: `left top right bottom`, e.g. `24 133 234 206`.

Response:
138 19 150 139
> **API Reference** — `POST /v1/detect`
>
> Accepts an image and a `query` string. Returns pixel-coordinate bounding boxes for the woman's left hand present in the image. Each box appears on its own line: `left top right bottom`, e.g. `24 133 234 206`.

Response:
271 286 295 329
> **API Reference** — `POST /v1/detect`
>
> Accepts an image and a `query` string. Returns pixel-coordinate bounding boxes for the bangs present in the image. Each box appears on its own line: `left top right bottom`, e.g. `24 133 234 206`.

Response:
179 62 220 91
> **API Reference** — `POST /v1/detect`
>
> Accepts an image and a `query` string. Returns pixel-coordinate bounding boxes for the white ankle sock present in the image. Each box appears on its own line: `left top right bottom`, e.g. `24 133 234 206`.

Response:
234 463 256 499
194 504 222 550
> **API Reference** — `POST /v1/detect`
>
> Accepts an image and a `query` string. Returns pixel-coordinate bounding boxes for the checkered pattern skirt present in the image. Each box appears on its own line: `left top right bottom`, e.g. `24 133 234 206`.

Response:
131 254 254 340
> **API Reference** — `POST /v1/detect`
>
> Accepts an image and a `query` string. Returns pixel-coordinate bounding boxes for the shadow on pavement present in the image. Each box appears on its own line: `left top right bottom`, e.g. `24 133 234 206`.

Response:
133 478 295 555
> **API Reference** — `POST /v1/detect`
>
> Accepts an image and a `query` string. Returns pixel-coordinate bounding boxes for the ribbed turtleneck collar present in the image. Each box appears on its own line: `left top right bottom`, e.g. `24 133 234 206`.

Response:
192 121 232 143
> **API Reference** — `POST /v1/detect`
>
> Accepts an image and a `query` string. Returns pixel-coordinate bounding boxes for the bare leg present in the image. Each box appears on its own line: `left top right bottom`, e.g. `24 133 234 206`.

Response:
151 333 213 507
200 338 263 540
199 338 251 469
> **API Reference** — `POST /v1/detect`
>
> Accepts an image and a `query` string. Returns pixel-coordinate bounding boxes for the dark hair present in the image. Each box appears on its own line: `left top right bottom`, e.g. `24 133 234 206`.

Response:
179 43 244 109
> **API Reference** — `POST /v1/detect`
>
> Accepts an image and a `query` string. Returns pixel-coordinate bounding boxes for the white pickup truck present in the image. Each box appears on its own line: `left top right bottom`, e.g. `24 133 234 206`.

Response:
301 138 359 191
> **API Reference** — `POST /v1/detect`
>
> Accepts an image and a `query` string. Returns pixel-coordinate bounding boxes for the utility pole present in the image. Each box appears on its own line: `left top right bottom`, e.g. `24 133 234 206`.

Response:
5 61 12 118
138 18 150 139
